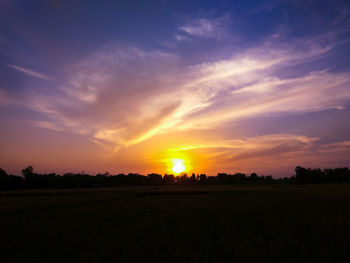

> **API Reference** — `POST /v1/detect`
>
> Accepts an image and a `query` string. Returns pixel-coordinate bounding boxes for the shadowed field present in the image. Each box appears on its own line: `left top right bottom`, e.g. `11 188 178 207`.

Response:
1 185 350 262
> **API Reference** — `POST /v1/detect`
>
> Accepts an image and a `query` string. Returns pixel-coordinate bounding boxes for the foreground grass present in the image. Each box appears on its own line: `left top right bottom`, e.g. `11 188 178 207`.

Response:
1 184 350 262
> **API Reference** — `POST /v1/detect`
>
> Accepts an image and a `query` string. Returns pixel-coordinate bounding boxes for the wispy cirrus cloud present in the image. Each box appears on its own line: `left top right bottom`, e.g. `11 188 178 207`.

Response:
169 134 317 153
25 46 181 147
7 64 50 80
155 133 320 174
172 134 350 174
179 18 218 38
176 15 232 41
319 140 350 153
17 32 350 155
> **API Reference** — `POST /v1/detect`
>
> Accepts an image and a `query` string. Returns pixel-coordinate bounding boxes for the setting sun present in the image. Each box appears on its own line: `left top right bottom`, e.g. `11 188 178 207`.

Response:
171 159 186 174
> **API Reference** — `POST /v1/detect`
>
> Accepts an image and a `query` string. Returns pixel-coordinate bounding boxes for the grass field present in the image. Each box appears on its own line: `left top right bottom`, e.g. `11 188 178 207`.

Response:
1 184 350 262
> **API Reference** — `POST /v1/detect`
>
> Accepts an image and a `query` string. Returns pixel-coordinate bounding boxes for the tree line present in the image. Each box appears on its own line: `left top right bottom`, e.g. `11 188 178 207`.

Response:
294 166 350 184
0 165 349 190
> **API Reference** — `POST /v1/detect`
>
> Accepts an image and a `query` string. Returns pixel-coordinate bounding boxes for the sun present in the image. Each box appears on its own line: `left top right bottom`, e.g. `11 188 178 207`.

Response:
171 158 186 174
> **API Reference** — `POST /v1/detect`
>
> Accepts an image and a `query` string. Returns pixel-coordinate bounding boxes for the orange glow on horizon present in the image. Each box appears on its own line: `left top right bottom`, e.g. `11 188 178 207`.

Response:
160 151 193 175
171 158 186 174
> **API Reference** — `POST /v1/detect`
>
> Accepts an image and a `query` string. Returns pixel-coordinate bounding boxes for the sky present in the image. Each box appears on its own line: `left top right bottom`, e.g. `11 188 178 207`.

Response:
0 0 350 177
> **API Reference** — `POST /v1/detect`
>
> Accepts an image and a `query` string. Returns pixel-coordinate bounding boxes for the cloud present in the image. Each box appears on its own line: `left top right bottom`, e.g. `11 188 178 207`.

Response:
180 69 350 129
7 64 50 80
171 134 350 175
180 18 217 37
177 15 231 40
34 121 65 132
20 32 350 153
160 133 320 175
228 134 317 161
319 140 350 153
25 46 181 148
170 134 316 152
174 34 191 42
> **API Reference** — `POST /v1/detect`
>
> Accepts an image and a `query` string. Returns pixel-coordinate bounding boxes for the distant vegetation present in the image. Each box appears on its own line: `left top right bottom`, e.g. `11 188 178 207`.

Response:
1 165 349 190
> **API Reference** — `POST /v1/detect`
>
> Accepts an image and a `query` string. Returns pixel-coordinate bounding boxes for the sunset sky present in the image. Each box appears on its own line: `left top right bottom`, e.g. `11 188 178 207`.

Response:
1 0 350 177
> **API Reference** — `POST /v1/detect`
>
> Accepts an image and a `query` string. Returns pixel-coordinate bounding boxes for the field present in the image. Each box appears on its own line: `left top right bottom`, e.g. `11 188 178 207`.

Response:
1 185 350 263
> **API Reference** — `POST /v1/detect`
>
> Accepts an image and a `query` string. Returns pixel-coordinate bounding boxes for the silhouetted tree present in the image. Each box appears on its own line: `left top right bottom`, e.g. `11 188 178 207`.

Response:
208 176 217 184
0 168 9 190
148 173 163 185
199 174 207 184
0 168 8 177
176 173 188 184
189 173 197 184
163 174 175 184
22 165 34 179
1 165 349 190
294 166 350 184
249 173 258 183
